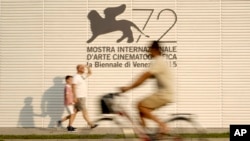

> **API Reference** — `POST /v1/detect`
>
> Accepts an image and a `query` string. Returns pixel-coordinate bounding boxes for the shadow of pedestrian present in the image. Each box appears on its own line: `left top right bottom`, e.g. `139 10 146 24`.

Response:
18 97 38 127
41 76 64 127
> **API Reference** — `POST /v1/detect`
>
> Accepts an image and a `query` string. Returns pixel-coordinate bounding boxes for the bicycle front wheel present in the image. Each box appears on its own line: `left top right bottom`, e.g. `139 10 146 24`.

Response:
164 114 209 141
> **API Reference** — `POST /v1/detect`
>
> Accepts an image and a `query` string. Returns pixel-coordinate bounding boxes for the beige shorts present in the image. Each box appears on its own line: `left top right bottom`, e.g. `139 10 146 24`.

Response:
75 98 86 111
140 94 170 110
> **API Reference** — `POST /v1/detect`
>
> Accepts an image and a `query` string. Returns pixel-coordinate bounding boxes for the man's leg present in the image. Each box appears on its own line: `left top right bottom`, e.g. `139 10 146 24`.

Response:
77 98 98 128
78 98 93 125
138 102 168 133
82 108 99 128
69 112 77 127
61 115 71 122
82 108 92 125
57 115 70 127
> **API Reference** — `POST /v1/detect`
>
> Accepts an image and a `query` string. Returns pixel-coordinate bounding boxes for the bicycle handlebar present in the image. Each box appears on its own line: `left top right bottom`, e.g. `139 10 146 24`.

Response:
101 92 122 100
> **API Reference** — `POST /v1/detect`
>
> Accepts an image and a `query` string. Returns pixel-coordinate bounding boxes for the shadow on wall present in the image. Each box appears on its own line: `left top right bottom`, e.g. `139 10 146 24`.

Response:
41 76 65 127
18 97 41 127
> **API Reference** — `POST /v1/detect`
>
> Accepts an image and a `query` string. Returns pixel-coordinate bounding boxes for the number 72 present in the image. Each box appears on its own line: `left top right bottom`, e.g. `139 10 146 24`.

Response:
132 9 177 43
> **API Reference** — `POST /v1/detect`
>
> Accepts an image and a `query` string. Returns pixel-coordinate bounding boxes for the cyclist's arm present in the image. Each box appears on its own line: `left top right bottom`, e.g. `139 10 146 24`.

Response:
122 71 152 92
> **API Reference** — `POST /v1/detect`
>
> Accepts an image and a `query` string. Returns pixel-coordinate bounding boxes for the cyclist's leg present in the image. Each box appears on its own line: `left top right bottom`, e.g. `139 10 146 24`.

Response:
138 94 169 133
139 111 146 128
138 103 168 133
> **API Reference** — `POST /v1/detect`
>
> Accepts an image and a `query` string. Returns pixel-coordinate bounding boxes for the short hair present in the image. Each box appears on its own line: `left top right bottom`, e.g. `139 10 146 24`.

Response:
150 41 161 50
65 75 72 80
76 64 85 70
76 64 81 70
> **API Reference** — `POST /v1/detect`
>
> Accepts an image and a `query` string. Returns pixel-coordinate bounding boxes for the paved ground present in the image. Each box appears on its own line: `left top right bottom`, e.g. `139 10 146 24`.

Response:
0 127 229 141
0 127 229 135
2 139 229 141
2 138 229 141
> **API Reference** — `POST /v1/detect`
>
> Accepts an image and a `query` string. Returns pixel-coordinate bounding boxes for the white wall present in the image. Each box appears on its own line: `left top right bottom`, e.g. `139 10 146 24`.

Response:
0 0 250 128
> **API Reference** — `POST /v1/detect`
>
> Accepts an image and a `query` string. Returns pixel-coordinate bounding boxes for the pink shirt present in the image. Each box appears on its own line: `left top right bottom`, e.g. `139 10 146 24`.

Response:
64 84 74 105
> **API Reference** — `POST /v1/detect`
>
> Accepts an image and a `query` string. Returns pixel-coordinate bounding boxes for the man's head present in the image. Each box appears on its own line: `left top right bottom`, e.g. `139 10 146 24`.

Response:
76 64 86 74
149 41 161 57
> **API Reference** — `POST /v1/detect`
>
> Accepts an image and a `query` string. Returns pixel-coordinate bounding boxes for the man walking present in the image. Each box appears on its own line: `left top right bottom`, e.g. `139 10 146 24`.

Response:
73 64 98 129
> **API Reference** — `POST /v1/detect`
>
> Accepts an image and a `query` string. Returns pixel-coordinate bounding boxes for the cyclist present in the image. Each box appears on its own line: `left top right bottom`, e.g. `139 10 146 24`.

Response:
120 41 174 134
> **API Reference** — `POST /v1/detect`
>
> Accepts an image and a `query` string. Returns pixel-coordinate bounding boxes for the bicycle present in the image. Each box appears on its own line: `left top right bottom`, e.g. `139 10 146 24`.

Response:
95 92 209 141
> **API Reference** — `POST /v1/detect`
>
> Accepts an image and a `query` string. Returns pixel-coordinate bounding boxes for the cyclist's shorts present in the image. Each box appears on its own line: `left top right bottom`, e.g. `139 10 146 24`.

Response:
140 94 170 109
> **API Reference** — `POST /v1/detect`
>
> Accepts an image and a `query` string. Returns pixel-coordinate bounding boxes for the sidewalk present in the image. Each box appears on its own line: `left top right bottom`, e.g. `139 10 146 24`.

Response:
0 127 123 135
0 127 229 135
2 139 229 141
0 127 229 141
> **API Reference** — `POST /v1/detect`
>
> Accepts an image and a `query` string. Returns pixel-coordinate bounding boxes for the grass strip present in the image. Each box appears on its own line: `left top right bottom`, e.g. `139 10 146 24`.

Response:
0 133 229 139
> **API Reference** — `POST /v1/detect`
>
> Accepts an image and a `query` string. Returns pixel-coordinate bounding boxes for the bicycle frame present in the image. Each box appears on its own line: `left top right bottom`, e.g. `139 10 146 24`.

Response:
96 93 151 140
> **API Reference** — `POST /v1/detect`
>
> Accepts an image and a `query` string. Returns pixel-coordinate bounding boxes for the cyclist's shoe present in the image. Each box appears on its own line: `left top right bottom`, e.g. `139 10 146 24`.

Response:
90 124 98 129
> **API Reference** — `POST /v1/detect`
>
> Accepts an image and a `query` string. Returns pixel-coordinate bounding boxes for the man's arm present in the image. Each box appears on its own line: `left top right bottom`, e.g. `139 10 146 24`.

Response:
121 71 153 92
72 84 77 103
86 65 92 78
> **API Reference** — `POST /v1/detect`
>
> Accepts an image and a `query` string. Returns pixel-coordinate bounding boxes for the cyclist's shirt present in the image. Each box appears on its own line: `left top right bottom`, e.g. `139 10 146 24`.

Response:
149 56 173 102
